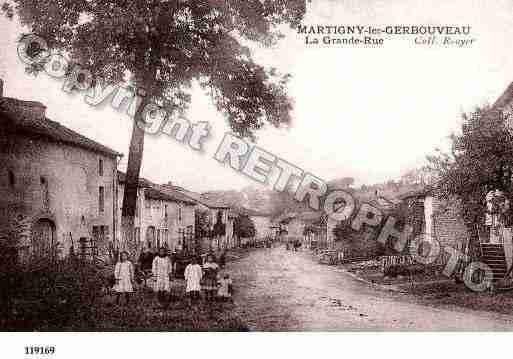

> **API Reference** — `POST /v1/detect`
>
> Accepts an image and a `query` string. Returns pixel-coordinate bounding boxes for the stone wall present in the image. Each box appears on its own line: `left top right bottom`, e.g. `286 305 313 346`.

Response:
0 130 117 260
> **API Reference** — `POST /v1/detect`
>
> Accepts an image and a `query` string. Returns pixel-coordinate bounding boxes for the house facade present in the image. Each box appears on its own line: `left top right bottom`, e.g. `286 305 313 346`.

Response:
0 86 121 262
250 214 272 239
116 174 196 254
163 184 234 252
399 189 469 263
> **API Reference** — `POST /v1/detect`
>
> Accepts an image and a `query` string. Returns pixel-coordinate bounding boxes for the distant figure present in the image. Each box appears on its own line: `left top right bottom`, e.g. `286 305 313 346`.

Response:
217 273 233 302
152 247 173 308
113 251 134 306
184 256 203 306
202 254 219 303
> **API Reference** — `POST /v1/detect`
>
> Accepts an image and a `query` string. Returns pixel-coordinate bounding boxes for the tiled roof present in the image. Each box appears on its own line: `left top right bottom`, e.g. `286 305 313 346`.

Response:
156 185 198 205
144 187 196 205
397 186 432 200
166 185 230 209
0 97 122 157
118 172 196 205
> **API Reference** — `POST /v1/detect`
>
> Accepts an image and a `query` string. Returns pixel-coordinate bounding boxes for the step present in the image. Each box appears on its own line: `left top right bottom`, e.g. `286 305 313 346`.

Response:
482 260 506 265
481 254 506 260
482 253 506 257
490 271 507 277
485 263 507 269
483 248 504 253
483 261 506 268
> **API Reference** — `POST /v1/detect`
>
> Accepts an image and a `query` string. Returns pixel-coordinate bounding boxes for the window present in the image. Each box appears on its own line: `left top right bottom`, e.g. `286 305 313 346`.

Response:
134 227 141 243
164 204 168 218
41 176 49 210
178 206 182 222
8 170 14 187
98 159 104 176
99 186 105 213
163 229 169 244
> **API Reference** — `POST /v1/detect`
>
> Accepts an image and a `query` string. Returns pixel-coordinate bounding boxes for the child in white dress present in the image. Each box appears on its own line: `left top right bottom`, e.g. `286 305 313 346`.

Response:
184 256 203 305
113 251 134 305
217 273 233 302
152 247 173 308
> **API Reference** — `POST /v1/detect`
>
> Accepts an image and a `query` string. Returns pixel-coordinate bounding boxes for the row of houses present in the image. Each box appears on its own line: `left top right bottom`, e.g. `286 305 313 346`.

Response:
0 80 238 262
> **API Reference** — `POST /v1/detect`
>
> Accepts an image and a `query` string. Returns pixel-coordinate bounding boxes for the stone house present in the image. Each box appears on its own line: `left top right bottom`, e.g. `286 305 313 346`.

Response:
116 172 196 254
398 188 469 263
0 84 121 262
250 213 272 239
161 184 234 251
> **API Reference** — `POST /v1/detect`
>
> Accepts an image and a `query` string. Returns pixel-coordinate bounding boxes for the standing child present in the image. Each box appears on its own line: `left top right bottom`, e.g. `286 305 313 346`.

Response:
184 256 203 306
202 254 219 303
113 251 134 306
217 273 233 302
152 247 173 309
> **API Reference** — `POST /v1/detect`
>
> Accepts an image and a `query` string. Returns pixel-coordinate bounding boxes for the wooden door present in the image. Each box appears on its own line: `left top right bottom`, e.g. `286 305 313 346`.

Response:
31 219 54 258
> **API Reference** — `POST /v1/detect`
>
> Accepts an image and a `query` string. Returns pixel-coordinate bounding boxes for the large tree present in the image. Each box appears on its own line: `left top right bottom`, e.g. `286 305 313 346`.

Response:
3 0 306 246
427 107 513 259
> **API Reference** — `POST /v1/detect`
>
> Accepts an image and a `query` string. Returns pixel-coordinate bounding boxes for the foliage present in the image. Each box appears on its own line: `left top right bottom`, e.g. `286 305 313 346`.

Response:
234 214 256 238
1 257 107 330
1 257 248 331
3 0 307 222
427 107 513 257
4 0 305 137
383 263 424 278
332 221 355 242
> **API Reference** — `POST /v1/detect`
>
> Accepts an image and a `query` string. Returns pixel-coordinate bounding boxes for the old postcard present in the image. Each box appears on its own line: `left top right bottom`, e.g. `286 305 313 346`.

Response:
0 0 512 357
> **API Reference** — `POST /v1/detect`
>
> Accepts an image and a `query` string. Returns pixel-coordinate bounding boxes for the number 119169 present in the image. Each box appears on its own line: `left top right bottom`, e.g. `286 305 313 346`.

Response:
25 346 55 355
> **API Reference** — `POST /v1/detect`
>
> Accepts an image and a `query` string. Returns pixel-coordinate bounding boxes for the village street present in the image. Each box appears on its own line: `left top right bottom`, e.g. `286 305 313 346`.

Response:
228 246 513 331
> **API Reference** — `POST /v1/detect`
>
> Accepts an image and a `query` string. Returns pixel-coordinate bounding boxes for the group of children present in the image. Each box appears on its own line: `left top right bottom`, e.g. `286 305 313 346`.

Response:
113 249 232 307
183 254 233 305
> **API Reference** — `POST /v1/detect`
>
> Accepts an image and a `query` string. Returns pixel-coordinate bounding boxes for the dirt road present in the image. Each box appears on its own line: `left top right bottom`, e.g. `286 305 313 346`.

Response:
227 247 513 331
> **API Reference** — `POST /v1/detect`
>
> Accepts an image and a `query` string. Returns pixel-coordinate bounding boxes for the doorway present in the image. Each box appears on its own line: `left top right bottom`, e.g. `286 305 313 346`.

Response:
31 219 55 259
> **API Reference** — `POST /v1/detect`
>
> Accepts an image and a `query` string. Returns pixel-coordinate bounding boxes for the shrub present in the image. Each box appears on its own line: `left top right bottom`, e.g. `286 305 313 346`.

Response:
1 257 108 331
384 263 425 278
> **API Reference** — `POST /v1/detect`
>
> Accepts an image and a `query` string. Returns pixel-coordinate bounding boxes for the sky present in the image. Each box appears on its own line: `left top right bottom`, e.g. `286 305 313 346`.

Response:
1 0 513 192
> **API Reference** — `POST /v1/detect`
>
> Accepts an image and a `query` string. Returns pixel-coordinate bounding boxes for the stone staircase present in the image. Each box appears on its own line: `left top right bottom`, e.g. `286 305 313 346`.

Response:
480 243 512 289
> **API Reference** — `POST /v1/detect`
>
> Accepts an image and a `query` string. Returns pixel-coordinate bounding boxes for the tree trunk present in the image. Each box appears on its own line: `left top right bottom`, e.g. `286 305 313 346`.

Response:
121 95 152 255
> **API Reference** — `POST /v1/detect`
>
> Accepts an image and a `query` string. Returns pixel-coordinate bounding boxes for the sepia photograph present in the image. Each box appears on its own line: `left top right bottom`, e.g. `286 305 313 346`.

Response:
1 0 513 356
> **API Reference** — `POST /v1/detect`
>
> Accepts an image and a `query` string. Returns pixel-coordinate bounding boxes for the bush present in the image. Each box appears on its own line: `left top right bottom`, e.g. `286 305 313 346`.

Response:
384 263 425 278
1 257 108 331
